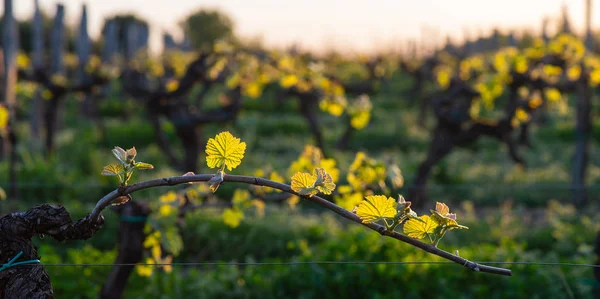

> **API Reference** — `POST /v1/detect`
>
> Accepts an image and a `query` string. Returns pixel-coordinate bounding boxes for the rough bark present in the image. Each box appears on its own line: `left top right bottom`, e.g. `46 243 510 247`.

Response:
0 204 104 298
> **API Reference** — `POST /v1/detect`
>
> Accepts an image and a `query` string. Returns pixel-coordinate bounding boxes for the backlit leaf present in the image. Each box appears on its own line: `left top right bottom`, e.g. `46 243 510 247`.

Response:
134 162 154 170
355 195 397 223
206 131 247 171
313 168 336 195
112 147 127 164
101 164 124 176
404 215 438 240
290 172 318 197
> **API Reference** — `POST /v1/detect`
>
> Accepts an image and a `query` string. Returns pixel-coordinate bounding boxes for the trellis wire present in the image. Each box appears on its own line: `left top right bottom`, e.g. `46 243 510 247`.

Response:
14 261 600 268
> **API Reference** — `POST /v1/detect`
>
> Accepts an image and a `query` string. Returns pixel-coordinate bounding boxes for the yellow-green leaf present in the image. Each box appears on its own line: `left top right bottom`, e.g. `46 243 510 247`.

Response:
290 172 318 197
134 162 154 170
313 168 336 195
101 164 124 176
205 131 247 171
403 215 438 240
355 195 397 223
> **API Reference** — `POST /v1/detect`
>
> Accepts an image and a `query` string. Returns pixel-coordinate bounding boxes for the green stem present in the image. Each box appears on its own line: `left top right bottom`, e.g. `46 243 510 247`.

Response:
382 218 391 230
434 228 448 247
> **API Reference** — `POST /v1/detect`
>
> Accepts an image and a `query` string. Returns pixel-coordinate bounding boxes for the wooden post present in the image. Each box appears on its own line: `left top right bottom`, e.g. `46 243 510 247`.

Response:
50 4 65 75
2 0 18 198
31 0 44 69
45 4 65 153
102 20 118 64
77 4 95 117
541 17 549 42
585 0 594 50
125 22 138 60
163 32 176 51
76 4 90 77
29 0 44 141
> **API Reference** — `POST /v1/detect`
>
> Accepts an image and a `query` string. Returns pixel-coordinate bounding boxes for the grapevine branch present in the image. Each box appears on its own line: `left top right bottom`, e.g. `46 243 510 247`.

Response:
90 174 512 276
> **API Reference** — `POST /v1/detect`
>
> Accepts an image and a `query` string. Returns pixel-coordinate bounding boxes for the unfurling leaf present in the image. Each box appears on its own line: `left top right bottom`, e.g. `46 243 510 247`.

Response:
134 162 154 170
111 194 132 206
101 164 124 176
313 168 336 195
355 195 397 223
126 147 137 163
206 131 247 171
403 215 438 240
435 202 450 217
430 202 469 230
112 147 127 164
290 172 318 197
207 170 225 193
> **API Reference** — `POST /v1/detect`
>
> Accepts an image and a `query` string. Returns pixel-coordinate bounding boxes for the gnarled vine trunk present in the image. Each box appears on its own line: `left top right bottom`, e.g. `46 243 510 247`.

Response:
0 204 104 298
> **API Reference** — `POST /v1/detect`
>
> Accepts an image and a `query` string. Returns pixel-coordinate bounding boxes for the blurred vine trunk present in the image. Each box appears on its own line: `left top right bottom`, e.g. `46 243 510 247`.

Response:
100 201 150 299
571 70 591 207
335 115 355 150
46 4 65 155
298 95 327 157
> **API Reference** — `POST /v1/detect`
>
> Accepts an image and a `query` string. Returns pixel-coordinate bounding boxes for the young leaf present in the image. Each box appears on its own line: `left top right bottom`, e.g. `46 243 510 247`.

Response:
403 215 438 240
126 147 137 163
313 168 336 195
206 131 247 171
101 164 124 176
430 202 469 230
355 195 397 223
290 172 318 197
134 162 154 170
112 147 127 164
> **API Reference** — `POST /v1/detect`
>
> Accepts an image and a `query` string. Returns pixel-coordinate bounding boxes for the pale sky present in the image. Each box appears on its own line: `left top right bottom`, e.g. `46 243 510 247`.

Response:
2 0 594 53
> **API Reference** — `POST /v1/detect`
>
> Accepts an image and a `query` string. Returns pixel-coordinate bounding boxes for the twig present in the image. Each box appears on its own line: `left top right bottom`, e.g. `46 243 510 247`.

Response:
89 174 512 276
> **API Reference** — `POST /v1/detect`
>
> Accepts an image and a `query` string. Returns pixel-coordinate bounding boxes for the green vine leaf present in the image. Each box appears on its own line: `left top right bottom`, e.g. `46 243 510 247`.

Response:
112 146 127 164
290 172 319 197
134 162 154 170
101 164 124 176
430 202 469 230
355 195 397 224
403 215 438 240
206 131 247 171
313 168 336 195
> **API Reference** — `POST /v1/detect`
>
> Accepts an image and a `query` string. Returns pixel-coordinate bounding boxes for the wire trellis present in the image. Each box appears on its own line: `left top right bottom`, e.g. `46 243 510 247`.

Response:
13 261 600 268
